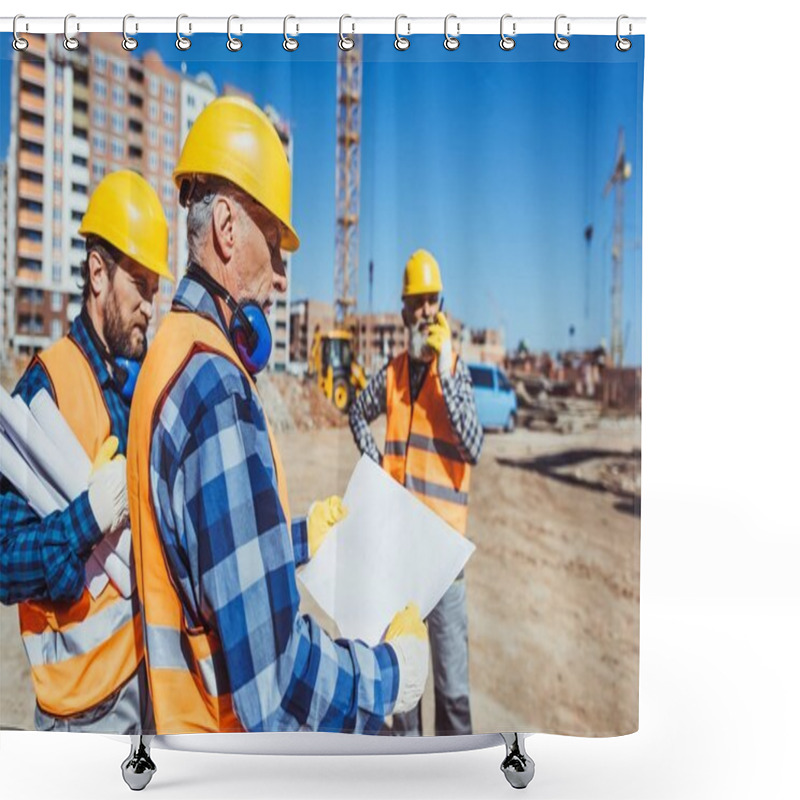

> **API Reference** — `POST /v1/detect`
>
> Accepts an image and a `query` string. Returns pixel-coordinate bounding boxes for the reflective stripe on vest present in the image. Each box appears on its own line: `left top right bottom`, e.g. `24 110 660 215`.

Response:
18 336 141 717
128 310 292 733
384 352 471 534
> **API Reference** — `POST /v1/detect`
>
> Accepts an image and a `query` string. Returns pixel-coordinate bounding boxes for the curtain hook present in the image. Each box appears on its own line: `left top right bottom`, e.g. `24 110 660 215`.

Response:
176 14 191 50
63 14 79 51
500 14 516 51
339 15 355 51
122 15 138 51
12 15 29 51
283 15 299 51
444 14 460 51
395 15 410 51
227 15 243 51
554 14 570 51
616 15 632 51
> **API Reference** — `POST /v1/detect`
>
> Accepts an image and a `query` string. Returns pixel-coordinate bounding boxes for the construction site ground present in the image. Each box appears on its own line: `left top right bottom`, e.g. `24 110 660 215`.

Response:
0 391 640 736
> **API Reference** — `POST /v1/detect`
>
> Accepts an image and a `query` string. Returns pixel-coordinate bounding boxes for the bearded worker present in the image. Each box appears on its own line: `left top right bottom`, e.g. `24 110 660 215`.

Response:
349 248 484 736
126 95 429 735
0 170 171 733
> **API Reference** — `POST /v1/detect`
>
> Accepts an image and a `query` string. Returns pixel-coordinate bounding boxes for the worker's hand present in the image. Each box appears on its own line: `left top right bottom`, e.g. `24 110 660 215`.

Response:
383 603 430 715
425 312 453 377
307 495 348 558
88 436 129 536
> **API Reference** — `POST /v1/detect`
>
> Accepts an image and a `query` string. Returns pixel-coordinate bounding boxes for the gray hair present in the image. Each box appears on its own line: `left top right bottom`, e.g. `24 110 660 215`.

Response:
185 177 252 266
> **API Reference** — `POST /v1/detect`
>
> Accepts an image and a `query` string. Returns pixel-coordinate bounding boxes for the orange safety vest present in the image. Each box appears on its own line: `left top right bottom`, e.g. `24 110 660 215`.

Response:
128 310 292 733
17 337 143 717
383 352 471 535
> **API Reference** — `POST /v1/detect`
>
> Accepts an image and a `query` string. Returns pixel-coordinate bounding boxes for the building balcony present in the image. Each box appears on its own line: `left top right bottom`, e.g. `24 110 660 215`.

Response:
18 239 44 259
19 91 46 114
18 178 45 200
19 120 45 144
19 150 45 172
19 209 44 228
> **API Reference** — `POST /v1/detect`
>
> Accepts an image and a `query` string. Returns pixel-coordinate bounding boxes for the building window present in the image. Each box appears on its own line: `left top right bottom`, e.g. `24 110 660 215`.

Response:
21 110 45 126
21 198 44 213
163 182 175 203
72 153 88 167
149 153 159 172
165 83 176 103
94 53 107 73
73 125 88 141
92 162 105 181
55 93 64 108
164 107 175 127
93 79 107 101
71 237 84 250
51 318 63 339
148 126 158 146
164 132 175 151
165 207 175 223
20 168 44 183
93 108 107 127
92 133 107 154
113 60 126 81
54 150 63 165
71 182 88 196
112 139 125 161
149 76 160 96
148 100 159 121
71 210 83 222
20 228 44 242
112 113 124 134
53 264 62 283
52 292 63 311
18 257 43 272
162 155 174 175
73 98 89 114
113 86 124 107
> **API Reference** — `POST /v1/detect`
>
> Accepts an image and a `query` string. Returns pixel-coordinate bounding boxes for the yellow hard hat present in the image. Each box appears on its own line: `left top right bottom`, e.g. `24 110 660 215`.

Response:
173 95 300 252
403 249 443 297
79 170 172 281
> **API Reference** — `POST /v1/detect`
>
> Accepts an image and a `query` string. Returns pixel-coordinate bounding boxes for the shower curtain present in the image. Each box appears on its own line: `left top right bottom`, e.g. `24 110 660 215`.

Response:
0 28 643 739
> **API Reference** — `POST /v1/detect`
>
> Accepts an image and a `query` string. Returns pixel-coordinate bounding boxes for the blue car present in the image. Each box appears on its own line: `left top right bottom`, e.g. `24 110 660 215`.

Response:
467 363 518 432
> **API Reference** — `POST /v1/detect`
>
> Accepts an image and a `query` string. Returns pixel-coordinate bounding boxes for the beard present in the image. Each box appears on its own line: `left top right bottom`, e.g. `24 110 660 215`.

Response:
103 291 145 360
408 318 435 362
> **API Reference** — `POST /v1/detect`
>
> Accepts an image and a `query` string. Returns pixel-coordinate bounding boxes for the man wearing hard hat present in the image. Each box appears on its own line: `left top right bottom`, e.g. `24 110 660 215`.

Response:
0 170 171 733
349 249 484 736
127 95 429 734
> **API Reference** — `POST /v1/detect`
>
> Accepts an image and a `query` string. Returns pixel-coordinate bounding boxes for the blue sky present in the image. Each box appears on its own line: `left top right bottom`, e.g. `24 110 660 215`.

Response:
1 34 644 364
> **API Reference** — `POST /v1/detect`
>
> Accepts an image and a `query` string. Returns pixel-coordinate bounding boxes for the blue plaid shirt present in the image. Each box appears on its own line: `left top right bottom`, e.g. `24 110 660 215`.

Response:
148 277 399 733
0 313 130 605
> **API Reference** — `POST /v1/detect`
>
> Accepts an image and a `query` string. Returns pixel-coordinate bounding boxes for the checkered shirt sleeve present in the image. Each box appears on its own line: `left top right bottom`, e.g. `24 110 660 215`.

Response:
150 351 399 733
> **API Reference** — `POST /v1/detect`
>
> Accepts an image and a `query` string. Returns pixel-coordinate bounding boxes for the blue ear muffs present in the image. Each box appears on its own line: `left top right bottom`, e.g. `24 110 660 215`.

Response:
231 301 272 374
187 262 272 375
113 358 141 404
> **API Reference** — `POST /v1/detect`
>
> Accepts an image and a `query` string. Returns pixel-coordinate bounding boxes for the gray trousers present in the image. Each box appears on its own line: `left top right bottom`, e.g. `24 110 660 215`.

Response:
34 660 154 734
393 576 472 736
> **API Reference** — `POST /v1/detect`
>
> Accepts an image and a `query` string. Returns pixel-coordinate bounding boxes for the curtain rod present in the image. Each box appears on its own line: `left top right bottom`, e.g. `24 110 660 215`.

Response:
1 16 646 37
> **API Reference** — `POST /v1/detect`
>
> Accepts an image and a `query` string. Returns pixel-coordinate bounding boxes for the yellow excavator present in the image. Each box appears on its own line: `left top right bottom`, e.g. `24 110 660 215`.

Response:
309 329 368 412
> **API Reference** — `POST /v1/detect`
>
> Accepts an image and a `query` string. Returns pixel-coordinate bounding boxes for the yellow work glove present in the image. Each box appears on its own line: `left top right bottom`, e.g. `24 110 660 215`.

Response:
383 603 430 715
425 312 453 377
88 436 129 535
307 495 347 558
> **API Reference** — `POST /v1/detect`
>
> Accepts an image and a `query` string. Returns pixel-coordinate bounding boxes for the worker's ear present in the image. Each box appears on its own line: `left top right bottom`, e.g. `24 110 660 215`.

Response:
212 195 235 260
87 250 111 300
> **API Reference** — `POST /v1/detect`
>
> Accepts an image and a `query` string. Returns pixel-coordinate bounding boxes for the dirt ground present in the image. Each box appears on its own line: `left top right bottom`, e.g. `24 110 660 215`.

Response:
1 416 640 736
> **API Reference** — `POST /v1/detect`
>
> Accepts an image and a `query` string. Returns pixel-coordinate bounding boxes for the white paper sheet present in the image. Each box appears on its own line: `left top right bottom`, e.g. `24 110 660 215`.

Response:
0 387 133 599
0 427 64 516
29 389 92 483
0 386 85 502
299 455 475 645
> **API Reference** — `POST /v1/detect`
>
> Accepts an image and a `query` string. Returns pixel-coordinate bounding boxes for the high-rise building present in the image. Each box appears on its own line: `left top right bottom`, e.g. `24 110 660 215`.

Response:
5 35 89 356
5 35 294 365
1 160 9 362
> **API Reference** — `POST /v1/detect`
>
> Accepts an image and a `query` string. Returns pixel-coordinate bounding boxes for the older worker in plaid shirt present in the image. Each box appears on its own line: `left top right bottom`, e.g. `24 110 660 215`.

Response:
127 96 429 734
349 249 484 737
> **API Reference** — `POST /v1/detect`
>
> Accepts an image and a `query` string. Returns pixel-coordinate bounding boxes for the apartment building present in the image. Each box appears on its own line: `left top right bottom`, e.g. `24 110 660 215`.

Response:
4 35 295 368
